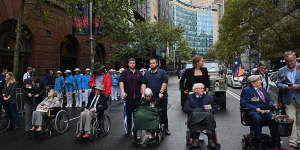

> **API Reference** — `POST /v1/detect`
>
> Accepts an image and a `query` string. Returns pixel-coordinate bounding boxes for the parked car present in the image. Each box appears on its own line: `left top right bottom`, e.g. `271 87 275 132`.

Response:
226 72 244 88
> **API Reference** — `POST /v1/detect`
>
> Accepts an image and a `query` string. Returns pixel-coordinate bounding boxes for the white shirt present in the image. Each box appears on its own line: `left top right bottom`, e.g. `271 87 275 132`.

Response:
89 95 100 111
23 72 30 81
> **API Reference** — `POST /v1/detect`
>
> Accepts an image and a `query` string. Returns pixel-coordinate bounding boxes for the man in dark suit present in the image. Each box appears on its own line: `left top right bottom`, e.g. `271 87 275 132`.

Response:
253 62 269 91
76 84 108 139
240 75 280 150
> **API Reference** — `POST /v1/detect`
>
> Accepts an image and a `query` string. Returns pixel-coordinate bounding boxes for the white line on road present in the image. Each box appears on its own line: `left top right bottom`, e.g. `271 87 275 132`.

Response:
226 90 240 101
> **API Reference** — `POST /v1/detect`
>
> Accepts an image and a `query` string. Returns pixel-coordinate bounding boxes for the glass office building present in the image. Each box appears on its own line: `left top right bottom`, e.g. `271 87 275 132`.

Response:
170 0 215 55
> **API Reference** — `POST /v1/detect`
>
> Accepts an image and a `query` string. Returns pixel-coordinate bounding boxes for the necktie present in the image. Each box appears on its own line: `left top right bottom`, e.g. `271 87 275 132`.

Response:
257 89 265 103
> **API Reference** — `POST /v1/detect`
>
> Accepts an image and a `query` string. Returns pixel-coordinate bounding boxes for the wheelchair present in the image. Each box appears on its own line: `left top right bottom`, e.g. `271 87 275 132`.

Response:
31 107 70 136
240 105 289 150
185 110 221 150
75 111 111 140
132 106 166 146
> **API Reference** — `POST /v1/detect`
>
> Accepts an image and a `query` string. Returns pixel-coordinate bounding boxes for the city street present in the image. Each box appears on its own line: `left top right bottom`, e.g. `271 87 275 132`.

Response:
0 78 277 150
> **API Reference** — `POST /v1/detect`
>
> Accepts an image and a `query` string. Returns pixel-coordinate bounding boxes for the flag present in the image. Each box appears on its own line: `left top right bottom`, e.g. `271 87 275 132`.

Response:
237 64 244 80
123 102 128 134
233 57 239 78
72 0 89 35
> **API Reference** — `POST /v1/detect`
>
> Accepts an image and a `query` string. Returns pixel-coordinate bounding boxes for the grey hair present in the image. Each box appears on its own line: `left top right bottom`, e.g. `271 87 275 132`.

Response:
284 51 296 58
144 88 153 96
192 83 205 92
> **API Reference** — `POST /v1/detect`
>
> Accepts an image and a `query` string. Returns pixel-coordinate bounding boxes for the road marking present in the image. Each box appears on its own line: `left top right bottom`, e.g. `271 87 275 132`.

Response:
226 90 240 101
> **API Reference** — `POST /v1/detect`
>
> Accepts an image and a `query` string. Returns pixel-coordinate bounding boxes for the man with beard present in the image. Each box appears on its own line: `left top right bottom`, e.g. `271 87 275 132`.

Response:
141 58 170 135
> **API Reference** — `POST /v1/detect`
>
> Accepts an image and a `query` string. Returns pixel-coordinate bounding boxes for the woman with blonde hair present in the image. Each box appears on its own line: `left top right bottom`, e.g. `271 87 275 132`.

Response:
2 72 20 129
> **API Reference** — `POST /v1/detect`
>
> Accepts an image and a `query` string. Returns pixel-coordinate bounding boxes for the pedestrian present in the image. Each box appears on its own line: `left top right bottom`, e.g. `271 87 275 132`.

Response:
88 64 111 97
54 71 64 106
2 72 20 129
253 62 269 91
23 74 46 132
23 67 32 82
141 58 170 135
0 68 8 109
277 51 300 150
44 69 55 89
74 68 83 107
119 58 143 135
81 68 91 107
64 70 74 108
241 75 281 150
179 55 210 111
111 69 120 101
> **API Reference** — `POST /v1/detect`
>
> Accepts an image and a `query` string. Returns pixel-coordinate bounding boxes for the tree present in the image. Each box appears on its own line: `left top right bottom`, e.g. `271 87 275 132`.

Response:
177 40 193 61
213 0 300 64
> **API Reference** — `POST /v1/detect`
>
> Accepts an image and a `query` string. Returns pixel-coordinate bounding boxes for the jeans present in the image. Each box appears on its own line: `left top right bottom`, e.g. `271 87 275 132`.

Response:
6 102 20 127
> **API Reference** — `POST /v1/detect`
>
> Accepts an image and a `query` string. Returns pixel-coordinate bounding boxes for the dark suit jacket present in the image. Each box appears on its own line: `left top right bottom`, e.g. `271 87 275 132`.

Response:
2 82 17 103
184 93 217 114
253 70 269 90
240 85 274 112
180 67 210 92
86 92 108 113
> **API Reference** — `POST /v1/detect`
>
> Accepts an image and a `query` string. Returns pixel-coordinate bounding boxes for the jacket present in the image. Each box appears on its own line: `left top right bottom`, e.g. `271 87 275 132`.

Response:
88 72 111 96
240 85 274 112
64 75 74 92
23 78 46 104
2 82 17 103
277 63 300 104
81 74 91 89
86 92 108 113
36 97 60 112
54 77 65 93
180 67 210 92
73 74 83 90
184 93 217 114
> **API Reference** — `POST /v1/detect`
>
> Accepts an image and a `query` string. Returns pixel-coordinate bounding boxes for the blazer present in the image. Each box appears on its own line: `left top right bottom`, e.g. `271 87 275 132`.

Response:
240 85 274 112
180 67 210 92
277 63 300 104
86 92 108 113
184 93 217 114
23 78 46 104
64 75 74 92
253 70 269 90
2 82 17 103
54 77 65 93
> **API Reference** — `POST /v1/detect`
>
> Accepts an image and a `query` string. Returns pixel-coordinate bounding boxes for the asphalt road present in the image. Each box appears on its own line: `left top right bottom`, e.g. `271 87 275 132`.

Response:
0 78 285 150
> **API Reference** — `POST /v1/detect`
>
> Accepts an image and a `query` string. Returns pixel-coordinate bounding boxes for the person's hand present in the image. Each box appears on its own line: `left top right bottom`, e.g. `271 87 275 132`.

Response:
28 93 32 97
34 94 39 98
90 108 95 112
263 110 270 113
159 93 163 99
204 104 212 110
256 108 262 113
292 84 299 89
184 90 189 94
59 88 62 90
65 81 68 84
121 92 127 99
3 97 8 101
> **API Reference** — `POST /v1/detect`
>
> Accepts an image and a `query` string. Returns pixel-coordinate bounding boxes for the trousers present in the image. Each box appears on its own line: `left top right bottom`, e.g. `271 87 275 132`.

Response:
82 89 91 107
32 111 47 126
286 100 300 147
66 92 73 107
79 111 97 132
25 103 33 131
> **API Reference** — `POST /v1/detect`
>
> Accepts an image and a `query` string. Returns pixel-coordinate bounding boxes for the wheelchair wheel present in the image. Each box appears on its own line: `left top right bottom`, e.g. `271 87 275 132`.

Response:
55 110 69 134
94 114 111 136
0 111 10 134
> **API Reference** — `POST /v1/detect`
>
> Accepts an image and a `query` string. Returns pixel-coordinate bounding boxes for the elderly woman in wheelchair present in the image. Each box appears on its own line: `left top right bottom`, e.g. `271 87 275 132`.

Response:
240 75 281 150
184 83 219 150
30 89 61 132
76 84 108 139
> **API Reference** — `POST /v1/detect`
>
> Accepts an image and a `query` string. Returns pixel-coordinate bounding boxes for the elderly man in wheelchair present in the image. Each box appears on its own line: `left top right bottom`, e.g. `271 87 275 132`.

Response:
75 84 108 139
240 75 281 150
30 89 69 135
184 83 219 150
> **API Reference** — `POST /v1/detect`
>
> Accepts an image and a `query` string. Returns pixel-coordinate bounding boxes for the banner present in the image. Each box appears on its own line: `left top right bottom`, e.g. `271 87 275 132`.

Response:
72 0 89 35
92 1 104 35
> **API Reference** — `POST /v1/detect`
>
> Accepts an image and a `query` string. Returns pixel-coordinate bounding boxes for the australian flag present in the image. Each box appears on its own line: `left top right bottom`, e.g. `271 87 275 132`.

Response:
233 57 240 78
123 102 128 134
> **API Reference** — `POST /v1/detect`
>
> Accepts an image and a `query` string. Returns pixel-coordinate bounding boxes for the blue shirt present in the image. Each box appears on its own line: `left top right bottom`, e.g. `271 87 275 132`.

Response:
286 66 296 84
142 68 168 100
82 74 91 89
55 77 65 93
111 74 120 88
73 74 83 90
65 75 74 92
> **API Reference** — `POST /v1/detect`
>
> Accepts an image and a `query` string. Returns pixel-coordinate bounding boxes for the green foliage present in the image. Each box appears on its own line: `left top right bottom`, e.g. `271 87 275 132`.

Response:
213 0 300 64
177 40 193 61
107 20 187 64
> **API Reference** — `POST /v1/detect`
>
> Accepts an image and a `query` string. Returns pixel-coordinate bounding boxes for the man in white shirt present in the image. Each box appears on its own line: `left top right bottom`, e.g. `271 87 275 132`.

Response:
23 67 33 82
